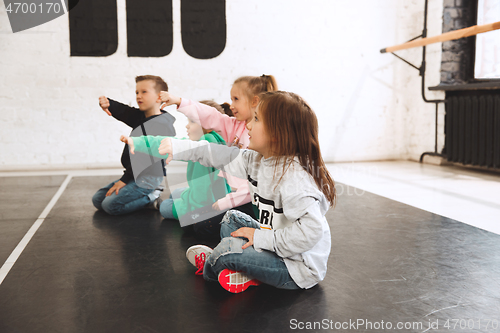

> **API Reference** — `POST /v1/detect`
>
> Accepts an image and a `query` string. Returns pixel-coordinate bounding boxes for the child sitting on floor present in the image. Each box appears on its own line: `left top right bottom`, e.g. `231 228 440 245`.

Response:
92 75 175 215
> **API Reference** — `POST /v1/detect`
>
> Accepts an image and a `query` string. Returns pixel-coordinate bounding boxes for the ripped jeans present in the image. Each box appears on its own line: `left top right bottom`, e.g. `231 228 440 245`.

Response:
203 210 300 290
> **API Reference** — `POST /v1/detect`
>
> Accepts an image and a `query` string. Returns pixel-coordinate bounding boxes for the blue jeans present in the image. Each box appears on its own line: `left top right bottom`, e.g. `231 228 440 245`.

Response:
159 187 186 220
203 210 300 290
92 176 162 216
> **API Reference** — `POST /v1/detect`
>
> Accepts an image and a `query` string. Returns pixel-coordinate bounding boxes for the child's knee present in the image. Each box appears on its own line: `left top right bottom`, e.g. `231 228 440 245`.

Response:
221 209 248 225
92 195 103 210
219 210 243 237
220 210 235 225
92 196 102 210
101 198 121 215
207 237 245 266
220 210 258 231
159 199 174 219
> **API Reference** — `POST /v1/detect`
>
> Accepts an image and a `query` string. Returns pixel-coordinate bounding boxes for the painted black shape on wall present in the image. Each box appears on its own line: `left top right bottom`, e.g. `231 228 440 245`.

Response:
126 0 173 57
69 0 118 56
181 0 226 59
68 0 226 58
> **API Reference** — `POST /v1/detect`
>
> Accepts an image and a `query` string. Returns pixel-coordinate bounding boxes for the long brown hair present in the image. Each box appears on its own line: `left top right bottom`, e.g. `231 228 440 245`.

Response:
258 91 336 207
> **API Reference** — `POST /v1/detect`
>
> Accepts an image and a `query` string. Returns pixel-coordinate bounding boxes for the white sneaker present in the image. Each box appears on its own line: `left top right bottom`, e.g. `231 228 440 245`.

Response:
186 245 213 275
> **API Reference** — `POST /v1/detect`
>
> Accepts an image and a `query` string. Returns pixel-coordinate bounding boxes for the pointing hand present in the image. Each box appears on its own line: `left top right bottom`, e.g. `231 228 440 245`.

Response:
159 91 181 109
99 96 111 116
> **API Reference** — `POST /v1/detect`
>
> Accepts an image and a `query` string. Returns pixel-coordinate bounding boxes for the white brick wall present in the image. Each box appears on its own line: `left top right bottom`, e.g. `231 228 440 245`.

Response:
0 0 445 170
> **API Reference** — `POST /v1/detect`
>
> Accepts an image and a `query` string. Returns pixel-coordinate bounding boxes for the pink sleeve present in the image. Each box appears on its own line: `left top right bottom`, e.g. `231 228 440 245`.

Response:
177 99 242 145
216 173 252 210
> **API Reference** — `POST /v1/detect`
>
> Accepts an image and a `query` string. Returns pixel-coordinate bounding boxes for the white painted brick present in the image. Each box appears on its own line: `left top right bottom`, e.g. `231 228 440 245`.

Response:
0 0 446 168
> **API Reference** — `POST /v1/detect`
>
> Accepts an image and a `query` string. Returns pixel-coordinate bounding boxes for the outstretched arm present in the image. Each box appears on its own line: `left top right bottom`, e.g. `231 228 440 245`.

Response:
160 91 239 144
120 135 170 159
101 98 143 127
159 138 249 180
120 135 247 179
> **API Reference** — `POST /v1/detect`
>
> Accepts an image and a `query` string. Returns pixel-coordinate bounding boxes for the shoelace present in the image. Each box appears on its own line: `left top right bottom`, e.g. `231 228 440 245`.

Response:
194 252 206 275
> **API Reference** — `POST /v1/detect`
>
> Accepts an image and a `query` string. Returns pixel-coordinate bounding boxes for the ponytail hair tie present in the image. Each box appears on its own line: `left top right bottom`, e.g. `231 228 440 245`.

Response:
261 74 267 86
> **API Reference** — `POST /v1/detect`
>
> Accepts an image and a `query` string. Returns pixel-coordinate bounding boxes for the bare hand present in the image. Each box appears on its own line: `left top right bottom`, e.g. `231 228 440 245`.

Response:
158 137 173 164
106 180 126 197
231 227 256 250
212 201 221 210
159 91 181 109
99 96 111 116
120 135 135 154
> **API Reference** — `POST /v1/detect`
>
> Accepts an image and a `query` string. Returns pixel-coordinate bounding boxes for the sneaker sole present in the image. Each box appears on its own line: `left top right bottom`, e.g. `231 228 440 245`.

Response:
218 269 260 293
186 245 213 267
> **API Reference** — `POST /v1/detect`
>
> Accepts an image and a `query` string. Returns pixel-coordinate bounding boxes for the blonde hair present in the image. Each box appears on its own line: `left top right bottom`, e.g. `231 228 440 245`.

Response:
234 75 278 103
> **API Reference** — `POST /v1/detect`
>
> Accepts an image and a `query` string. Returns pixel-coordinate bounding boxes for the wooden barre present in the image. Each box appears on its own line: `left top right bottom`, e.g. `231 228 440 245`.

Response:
380 20 500 53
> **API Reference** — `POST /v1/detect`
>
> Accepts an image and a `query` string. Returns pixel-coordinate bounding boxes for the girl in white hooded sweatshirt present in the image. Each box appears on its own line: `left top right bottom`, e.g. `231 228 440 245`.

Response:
124 91 336 293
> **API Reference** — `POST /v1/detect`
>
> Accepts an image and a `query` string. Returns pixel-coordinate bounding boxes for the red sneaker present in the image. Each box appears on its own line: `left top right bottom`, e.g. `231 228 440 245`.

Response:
218 269 260 293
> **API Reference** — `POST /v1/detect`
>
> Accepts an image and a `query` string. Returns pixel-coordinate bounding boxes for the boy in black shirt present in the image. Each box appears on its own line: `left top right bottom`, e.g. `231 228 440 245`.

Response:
92 75 176 215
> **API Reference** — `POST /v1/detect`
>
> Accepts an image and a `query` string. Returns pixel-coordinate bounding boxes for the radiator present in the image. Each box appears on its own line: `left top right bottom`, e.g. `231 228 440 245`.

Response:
445 92 500 169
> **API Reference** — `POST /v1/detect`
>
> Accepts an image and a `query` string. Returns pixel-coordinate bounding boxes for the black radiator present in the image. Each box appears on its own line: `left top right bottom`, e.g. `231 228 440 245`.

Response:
445 91 500 169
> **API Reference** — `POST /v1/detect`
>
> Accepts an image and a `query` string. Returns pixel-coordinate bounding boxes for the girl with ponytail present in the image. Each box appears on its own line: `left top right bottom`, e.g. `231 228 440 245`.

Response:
158 75 278 215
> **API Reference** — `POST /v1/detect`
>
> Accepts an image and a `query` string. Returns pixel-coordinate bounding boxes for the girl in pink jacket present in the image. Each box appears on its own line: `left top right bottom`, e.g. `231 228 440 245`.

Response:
160 75 278 212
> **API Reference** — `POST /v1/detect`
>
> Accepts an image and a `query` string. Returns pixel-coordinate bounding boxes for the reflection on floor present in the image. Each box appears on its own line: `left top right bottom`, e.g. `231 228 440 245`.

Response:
0 161 499 333
328 161 500 235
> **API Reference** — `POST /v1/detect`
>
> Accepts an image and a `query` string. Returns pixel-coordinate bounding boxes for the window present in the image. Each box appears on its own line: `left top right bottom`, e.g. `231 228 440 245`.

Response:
474 0 500 79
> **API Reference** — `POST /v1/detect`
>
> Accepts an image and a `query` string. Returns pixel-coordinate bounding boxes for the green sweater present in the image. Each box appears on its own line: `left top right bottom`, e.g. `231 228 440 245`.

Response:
132 132 231 219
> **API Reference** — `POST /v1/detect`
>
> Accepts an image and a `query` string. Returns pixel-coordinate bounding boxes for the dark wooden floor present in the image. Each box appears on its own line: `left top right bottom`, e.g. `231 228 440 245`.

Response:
0 174 499 333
